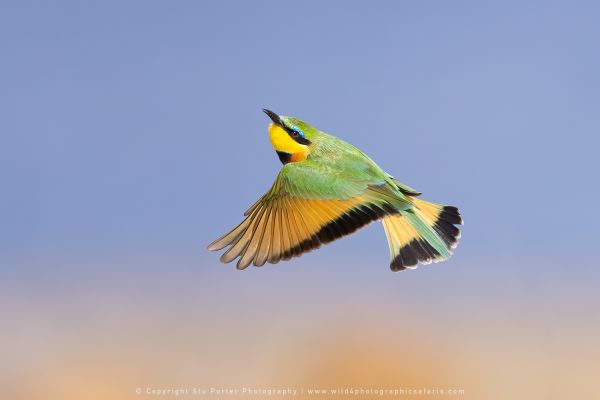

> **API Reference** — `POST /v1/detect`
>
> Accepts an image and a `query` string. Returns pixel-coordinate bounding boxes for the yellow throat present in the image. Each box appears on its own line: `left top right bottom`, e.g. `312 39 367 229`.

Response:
268 123 309 162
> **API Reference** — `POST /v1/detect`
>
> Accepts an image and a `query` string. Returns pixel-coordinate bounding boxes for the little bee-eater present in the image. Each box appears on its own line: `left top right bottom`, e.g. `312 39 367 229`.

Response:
208 109 462 271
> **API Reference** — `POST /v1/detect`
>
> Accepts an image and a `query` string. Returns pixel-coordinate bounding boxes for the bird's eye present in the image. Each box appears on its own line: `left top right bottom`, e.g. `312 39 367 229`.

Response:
290 130 300 138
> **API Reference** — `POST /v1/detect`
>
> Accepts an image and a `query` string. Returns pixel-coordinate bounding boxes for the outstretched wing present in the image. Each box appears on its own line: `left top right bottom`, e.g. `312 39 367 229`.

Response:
207 159 413 269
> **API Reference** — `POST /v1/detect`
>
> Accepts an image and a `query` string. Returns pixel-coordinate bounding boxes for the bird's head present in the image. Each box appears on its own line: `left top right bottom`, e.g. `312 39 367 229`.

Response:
263 109 316 164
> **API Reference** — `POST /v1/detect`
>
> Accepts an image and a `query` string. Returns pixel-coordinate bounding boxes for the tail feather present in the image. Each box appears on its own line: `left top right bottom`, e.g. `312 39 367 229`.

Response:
382 198 463 271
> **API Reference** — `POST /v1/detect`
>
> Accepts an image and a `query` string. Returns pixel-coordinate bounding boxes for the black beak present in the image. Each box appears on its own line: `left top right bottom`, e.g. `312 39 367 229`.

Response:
262 108 283 126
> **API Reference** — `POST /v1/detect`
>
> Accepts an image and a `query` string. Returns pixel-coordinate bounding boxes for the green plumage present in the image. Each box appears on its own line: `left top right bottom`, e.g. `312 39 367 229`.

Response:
208 111 462 271
279 116 412 205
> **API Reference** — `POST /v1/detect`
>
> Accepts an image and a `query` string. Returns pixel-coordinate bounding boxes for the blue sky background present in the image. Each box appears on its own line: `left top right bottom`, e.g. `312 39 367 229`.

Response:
2 1 599 398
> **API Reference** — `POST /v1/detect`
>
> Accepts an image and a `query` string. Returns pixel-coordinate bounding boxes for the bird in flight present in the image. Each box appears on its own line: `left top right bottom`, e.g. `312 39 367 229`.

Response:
208 109 462 271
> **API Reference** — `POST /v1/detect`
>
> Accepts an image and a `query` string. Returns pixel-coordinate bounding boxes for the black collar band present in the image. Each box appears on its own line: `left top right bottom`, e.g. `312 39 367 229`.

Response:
276 151 291 164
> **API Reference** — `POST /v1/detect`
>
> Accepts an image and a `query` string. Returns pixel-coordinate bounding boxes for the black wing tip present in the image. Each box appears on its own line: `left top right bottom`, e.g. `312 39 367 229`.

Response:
216 200 400 271
315 204 390 245
231 203 393 270
389 238 444 272
440 205 463 225
390 262 407 272
432 205 462 250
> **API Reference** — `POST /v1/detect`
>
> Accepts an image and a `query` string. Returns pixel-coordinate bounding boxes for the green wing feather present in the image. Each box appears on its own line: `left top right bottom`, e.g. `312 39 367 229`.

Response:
208 141 414 269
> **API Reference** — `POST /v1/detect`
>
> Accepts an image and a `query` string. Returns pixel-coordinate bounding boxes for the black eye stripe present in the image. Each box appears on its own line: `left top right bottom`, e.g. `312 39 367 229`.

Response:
284 127 311 145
